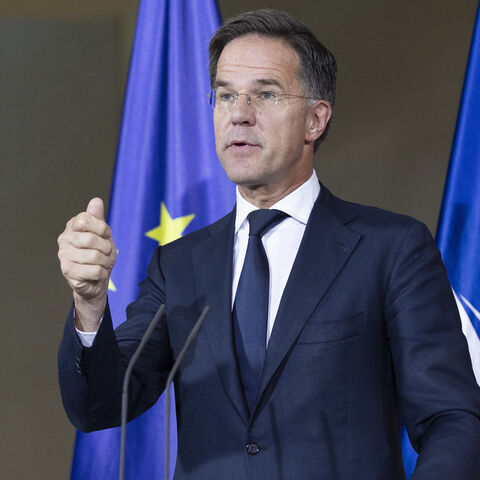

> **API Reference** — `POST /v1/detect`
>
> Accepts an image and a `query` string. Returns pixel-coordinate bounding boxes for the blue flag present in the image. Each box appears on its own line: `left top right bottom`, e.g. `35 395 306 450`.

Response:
436 2 480 375
70 1 235 478
402 3 480 477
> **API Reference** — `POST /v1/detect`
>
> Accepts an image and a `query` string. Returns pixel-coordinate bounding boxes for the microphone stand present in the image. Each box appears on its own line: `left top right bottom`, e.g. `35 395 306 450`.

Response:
117 302 210 480
164 305 210 480
119 303 165 480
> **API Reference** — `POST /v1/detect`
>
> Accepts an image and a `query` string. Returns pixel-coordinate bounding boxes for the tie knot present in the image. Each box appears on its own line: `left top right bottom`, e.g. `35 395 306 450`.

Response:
247 209 288 237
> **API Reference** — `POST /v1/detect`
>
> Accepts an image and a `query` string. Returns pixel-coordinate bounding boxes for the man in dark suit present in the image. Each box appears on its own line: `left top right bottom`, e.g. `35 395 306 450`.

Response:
57 9 480 479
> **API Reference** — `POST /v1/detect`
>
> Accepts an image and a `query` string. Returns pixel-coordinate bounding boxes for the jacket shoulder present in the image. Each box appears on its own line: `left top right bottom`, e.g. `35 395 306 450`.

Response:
324 186 431 235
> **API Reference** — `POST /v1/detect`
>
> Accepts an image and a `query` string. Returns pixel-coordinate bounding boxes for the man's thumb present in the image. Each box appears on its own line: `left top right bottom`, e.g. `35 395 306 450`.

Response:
86 197 105 220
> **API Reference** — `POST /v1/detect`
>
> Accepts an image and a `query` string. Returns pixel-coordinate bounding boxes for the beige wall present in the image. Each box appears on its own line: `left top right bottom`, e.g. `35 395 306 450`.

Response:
1 1 477 478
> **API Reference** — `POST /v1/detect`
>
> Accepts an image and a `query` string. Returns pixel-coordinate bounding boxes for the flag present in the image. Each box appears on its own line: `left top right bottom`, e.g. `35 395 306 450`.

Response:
402 3 480 477
70 1 234 478
436 1 480 380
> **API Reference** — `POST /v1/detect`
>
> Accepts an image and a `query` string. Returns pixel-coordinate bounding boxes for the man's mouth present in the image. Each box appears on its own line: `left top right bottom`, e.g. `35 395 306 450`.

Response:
228 140 260 152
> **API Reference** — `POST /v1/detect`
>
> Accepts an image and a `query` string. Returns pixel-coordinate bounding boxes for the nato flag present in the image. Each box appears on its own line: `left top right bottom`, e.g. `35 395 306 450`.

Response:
436 2 480 376
402 3 480 478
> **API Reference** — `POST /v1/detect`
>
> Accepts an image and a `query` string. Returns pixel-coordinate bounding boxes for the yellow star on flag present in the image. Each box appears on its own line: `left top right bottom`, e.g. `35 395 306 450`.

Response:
145 202 195 246
108 248 120 291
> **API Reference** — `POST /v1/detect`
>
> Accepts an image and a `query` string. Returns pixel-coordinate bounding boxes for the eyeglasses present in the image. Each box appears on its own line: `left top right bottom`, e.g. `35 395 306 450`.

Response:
208 88 319 112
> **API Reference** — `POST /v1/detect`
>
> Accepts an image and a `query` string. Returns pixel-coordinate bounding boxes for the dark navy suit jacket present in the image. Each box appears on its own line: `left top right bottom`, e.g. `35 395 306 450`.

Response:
59 186 480 479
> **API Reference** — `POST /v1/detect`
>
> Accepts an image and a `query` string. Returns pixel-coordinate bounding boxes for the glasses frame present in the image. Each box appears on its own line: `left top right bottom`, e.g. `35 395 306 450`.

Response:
208 88 319 110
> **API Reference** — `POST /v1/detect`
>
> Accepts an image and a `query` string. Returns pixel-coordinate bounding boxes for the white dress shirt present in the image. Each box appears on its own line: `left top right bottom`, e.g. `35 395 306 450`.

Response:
233 170 320 346
77 171 320 347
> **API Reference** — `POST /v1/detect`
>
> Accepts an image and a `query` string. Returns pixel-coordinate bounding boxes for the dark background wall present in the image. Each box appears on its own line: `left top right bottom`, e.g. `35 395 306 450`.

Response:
0 1 477 478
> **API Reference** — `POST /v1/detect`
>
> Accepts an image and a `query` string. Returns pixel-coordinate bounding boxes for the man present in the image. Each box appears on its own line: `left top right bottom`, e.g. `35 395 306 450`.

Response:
57 9 480 480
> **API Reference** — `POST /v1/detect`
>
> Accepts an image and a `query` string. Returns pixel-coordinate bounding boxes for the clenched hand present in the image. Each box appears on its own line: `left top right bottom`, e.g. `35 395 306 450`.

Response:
57 198 116 331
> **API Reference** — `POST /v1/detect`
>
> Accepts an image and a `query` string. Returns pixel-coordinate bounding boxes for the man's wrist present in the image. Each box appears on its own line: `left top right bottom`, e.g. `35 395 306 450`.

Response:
73 292 106 332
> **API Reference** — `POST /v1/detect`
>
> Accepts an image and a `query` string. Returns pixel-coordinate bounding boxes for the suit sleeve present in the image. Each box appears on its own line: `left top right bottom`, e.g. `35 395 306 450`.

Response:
58 247 172 432
384 220 480 479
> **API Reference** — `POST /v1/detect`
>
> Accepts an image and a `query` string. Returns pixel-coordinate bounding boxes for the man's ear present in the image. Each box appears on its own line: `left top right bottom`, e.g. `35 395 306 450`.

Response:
305 100 332 143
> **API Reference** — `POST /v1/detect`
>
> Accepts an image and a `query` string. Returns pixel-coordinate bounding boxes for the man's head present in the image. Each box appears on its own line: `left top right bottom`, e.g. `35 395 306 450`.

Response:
209 10 336 206
209 9 337 149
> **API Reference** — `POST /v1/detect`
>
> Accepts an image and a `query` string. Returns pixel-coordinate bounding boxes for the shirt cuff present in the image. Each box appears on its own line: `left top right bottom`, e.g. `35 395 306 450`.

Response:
73 308 103 348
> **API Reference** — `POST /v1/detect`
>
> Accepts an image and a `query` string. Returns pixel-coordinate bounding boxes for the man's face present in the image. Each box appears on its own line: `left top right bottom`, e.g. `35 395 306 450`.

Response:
213 35 322 197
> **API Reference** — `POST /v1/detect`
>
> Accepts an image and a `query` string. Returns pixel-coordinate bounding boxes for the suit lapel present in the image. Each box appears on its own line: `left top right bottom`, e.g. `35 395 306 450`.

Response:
191 209 250 425
256 187 363 413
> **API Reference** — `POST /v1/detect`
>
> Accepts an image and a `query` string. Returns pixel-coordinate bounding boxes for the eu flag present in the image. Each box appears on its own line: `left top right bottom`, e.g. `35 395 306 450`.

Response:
70 1 235 478
402 3 480 477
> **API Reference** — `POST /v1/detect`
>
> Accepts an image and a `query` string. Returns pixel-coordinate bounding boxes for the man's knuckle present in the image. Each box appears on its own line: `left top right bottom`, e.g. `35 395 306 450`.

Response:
81 233 92 248
74 212 88 230
91 265 102 278
61 261 73 277
105 241 114 256
92 251 103 264
75 232 93 248
100 224 110 238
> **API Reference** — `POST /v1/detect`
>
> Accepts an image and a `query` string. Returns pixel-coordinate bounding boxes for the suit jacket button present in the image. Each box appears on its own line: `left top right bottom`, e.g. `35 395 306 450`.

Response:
246 443 259 455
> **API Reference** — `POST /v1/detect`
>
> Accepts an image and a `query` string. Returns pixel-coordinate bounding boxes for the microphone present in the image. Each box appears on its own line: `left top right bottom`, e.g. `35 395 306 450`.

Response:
119 303 166 480
164 305 210 480
117 303 210 480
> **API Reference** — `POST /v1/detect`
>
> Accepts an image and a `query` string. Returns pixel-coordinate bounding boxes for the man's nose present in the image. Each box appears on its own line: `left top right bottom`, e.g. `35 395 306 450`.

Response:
231 93 256 125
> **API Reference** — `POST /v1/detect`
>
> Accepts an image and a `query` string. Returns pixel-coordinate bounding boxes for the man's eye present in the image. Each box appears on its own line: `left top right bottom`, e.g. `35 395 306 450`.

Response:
258 91 278 102
218 92 235 102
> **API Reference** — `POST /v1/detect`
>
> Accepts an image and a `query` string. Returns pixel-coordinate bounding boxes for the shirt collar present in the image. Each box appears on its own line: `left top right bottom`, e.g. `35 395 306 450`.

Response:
234 170 320 234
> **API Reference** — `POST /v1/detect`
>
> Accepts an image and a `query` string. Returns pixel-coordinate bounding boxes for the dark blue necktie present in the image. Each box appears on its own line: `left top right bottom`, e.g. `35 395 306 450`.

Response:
233 209 288 413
